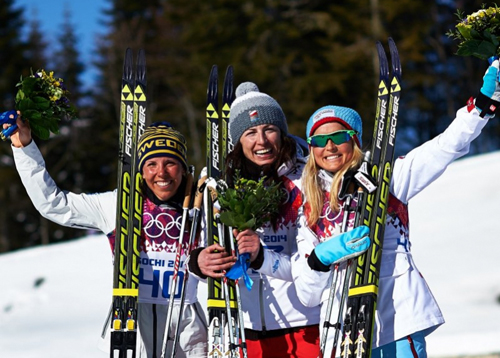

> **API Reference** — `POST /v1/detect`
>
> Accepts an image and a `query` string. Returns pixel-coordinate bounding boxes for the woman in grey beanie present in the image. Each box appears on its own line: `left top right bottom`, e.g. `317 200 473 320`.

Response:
190 82 321 357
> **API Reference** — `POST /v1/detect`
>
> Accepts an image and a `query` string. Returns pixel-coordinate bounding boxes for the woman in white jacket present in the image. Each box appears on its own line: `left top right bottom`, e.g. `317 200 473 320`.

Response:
189 82 321 358
6 118 207 358
291 61 499 357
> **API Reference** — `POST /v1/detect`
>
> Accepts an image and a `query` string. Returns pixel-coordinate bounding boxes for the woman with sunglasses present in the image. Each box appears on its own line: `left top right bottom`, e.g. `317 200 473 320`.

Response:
290 59 500 357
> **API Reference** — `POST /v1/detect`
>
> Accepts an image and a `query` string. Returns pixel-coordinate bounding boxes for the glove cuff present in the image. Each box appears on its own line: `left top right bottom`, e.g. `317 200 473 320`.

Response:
307 250 331 272
250 243 264 269
187 247 208 279
475 92 500 118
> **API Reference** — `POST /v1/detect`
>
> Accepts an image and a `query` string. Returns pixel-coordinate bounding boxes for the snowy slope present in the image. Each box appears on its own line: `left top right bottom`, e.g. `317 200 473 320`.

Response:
0 151 499 358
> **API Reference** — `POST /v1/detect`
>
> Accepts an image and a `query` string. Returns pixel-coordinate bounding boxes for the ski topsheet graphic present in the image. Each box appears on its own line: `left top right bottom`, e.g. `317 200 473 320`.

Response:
318 39 401 358
111 48 147 358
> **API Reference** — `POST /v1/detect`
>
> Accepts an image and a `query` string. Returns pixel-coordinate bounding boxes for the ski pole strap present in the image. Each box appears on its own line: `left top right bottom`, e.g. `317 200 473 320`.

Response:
225 253 253 290
474 92 500 118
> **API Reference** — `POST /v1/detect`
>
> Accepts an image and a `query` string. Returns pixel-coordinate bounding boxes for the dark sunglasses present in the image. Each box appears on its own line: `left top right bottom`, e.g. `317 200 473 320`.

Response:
307 129 356 148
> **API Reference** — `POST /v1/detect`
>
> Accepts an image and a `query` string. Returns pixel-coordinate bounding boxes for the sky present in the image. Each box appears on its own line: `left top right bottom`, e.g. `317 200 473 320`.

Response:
14 0 109 89
0 150 499 357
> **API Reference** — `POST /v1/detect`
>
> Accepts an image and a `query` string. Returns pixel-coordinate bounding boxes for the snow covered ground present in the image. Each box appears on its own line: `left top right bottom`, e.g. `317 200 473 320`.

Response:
0 151 499 357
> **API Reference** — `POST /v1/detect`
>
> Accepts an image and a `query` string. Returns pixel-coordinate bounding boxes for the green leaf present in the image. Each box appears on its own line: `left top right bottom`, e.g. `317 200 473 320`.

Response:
239 218 256 231
32 96 51 109
21 77 38 94
15 90 25 103
457 25 472 40
219 212 241 228
48 120 60 135
31 123 50 140
17 98 36 112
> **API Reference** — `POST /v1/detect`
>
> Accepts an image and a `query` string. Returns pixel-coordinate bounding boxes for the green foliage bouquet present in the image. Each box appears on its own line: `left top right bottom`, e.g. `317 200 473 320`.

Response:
216 172 285 289
216 172 285 231
447 5 500 60
15 69 76 139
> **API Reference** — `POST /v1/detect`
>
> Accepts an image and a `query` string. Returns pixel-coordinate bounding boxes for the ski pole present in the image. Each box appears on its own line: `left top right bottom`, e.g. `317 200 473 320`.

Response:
169 176 207 358
215 210 238 358
227 227 248 358
161 166 194 358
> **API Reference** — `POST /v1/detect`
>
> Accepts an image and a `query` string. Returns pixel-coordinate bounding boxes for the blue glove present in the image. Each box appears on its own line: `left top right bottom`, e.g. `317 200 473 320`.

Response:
0 110 18 141
477 58 500 117
314 225 370 266
225 253 253 290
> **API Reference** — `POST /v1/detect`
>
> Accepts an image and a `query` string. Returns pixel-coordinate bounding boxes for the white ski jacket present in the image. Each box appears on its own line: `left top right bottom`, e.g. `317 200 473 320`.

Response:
290 105 490 349
12 141 207 358
12 141 201 306
197 155 322 332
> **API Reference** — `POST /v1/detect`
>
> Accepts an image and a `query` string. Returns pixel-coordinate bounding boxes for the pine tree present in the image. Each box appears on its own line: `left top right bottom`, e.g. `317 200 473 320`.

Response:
0 0 32 252
24 8 48 72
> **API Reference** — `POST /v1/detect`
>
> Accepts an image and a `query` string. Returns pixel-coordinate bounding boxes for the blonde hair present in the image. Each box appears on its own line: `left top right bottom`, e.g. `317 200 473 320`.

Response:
302 144 364 227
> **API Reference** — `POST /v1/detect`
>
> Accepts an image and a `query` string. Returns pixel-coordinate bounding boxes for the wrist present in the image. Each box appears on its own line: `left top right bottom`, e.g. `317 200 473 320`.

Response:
250 243 264 269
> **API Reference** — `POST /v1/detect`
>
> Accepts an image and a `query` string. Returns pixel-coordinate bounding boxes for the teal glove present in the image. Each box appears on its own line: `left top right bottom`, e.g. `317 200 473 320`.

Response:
480 59 500 100
314 225 370 266
476 58 500 117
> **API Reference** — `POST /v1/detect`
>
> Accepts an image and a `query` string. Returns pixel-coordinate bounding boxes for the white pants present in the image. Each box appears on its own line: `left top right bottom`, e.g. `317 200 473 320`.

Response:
139 301 207 358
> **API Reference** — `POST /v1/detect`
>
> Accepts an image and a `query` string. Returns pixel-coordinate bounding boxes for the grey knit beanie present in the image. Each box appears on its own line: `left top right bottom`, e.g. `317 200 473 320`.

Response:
229 82 288 144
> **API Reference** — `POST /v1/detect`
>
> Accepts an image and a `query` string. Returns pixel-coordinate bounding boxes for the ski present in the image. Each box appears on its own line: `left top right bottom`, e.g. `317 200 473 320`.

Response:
340 38 402 358
221 65 234 172
206 65 227 358
110 48 147 358
206 65 243 357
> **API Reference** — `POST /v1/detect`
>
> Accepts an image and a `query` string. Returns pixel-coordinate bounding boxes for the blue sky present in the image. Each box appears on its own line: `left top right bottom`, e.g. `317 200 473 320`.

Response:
14 0 110 89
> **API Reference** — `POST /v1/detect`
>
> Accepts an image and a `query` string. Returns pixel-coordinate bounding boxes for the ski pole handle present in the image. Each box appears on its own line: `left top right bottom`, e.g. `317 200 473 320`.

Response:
0 110 18 141
193 176 207 211
183 166 195 210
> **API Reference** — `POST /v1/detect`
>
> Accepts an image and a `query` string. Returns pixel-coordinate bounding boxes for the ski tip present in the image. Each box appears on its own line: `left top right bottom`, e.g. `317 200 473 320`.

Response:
388 38 402 77
376 43 389 79
136 49 147 82
123 48 134 80
207 65 219 104
223 65 235 103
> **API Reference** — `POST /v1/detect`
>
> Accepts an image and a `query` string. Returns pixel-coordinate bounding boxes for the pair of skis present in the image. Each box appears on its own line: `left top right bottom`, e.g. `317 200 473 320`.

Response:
320 38 402 358
205 65 248 358
111 48 147 358
112 49 206 358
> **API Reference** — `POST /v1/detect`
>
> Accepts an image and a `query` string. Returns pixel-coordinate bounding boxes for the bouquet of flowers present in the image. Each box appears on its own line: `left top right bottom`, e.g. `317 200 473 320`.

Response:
1 69 76 141
447 5 500 60
216 173 285 232
216 172 285 289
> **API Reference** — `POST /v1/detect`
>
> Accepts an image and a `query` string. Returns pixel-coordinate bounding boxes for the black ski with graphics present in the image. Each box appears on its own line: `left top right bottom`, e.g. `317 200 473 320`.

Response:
110 48 147 358
340 38 401 358
206 65 245 358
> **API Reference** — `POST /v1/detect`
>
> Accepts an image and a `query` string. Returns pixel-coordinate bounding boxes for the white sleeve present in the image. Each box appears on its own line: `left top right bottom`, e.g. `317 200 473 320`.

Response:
13 141 116 234
290 210 330 307
257 245 293 281
391 105 490 203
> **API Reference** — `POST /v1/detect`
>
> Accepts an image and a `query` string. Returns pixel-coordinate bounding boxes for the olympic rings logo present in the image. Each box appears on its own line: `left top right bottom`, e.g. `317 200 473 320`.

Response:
143 212 182 239
319 200 342 222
